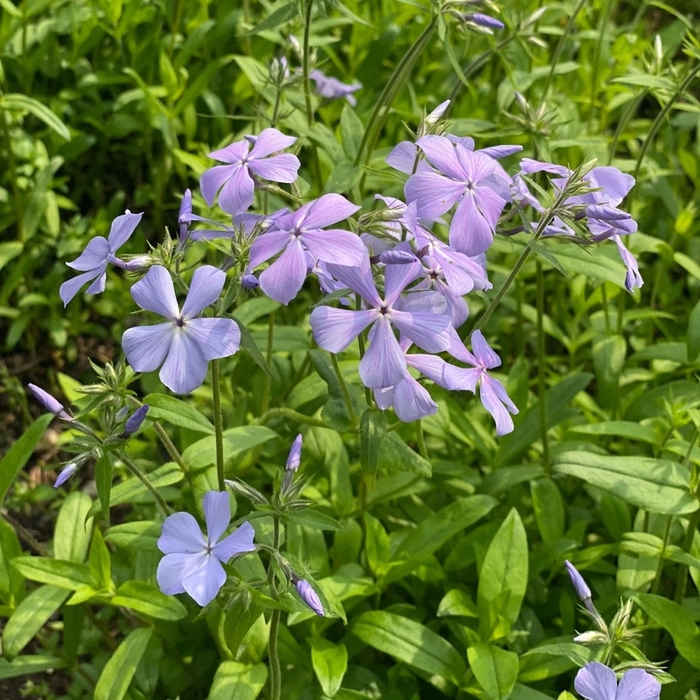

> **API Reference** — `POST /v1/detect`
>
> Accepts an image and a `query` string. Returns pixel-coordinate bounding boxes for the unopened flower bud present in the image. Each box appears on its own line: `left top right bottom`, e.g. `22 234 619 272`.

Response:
286 434 303 472
124 255 152 271
242 274 259 290
425 99 450 126
54 463 78 488
462 12 505 29
28 384 71 420
296 579 324 616
124 405 149 437
379 249 416 265
573 630 608 644
115 406 130 421
565 560 592 601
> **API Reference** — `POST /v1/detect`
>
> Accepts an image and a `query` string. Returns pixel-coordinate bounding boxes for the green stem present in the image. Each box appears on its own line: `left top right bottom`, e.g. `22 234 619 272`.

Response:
416 420 428 461
331 353 357 427
675 508 700 606
154 422 188 473
607 90 646 163
601 284 611 335
536 261 550 473
257 407 327 428
588 0 614 130
448 37 514 105
212 359 225 491
302 0 315 128
542 0 587 99
261 311 275 414
268 515 282 700
650 516 672 596
120 454 171 516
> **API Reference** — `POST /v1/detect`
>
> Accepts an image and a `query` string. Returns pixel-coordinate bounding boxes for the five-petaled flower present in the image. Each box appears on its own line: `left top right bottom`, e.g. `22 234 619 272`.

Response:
122 265 240 394
575 662 660 700
157 491 255 607
60 211 143 306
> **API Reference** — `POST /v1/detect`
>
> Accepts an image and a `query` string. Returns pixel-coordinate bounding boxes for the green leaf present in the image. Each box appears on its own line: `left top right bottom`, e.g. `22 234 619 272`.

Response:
2 586 69 658
242 1 297 35
287 509 342 531
495 374 592 466
467 644 519 700
12 557 95 591
223 598 264 658
635 594 700 668
360 408 387 489
340 104 364 161
89 528 112 590
352 611 467 685
0 94 71 140
437 589 478 618
143 394 215 434
378 432 431 477
209 661 268 700
234 319 271 376
568 421 656 444
54 492 94 563
688 298 700 362
531 479 564 543
94 627 153 700
309 637 348 698
0 654 66 680
550 245 629 288
182 426 279 470
523 642 595 666
0 519 24 605
0 242 23 272
104 521 161 551
95 454 112 527
592 335 626 409
0 414 53 505
111 581 187 621
477 508 528 640
552 452 698 515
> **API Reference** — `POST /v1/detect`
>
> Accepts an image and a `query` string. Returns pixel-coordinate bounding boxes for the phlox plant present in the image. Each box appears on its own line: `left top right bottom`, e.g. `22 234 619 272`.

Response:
4 1 698 699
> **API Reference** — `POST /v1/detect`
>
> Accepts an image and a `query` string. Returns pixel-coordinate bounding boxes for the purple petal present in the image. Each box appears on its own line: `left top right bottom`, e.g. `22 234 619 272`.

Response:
478 144 523 159
471 330 501 369
392 373 438 422
66 237 110 271
396 290 448 316
247 153 300 183
384 259 423 306
416 135 466 180
296 579 324 616
158 512 206 554
302 229 366 266
405 171 465 220
613 235 643 292
454 147 496 184
213 521 256 562
28 384 66 417
60 269 101 306
182 554 226 606
131 266 180 319
185 318 240 360
124 405 149 436
386 141 419 175
157 552 204 596
200 164 236 206
286 436 302 472
616 669 661 700
107 212 143 251
390 310 452 353
249 231 292 269
218 165 255 215
359 317 407 389
160 330 209 394
325 261 382 307
408 354 480 392
208 141 249 164
181 265 226 319
310 307 377 352
247 127 297 159
85 272 107 295
589 167 635 204
202 491 231 544
122 323 174 372
475 185 507 229
259 238 307 305
296 193 361 231
480 375 516 436
564 560 592 601
574 663 618 700
450 193 493 257
375 386 394 411
519 158 571 177
54 463 78 488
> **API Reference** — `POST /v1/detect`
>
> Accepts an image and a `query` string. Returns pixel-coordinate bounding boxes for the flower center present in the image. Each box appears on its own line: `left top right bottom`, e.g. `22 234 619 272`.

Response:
175 317 185 328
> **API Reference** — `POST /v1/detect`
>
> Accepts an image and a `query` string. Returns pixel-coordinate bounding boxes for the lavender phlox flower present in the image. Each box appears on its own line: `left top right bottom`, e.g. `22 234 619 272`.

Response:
413 254 470 327
519 158 571 177
235 208 291 238
511 172 545 212
310 69 362 106
312 260 353 305
60 211 143 306
122 265 241 394
178 189 239 242
310 259 453 389
157 491 255 607
447 330 518 435
200 128 300 215
28 383 72 420
565 560 592 601
405 135 509 256
286 434 303 472
360 196 415 255
295 578 324 616
613 235 643 292
247 194 363 305
386 141 435 176
574 662 660 700
123 405 149 437
241 274 260 290
54 462 78 488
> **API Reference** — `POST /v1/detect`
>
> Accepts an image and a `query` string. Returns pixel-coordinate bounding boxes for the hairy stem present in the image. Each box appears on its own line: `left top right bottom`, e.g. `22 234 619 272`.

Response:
120 454 171 516
536 261 550 472
261 311 276 414
331 353 357 427
212 359 226 491
268 515 282 700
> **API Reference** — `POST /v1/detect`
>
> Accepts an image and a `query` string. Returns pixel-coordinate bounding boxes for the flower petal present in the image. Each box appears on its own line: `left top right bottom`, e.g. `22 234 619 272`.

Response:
359 317 407 389
325 260 382 307
85 272 107 295
59 270 101 306
390 310 452 353
208 141 249 164
384 258 423 306
122 323 174 373
386 141 419 175
202 491 231 544
213 521 256 563
247 153 300 183
181 265 226 319
480 375 515 436
218 165 255 215
185 318 241 361
310 307 377 352
160 329 209 394
248 231 292 269
392 373 438 422
450 192 493 257
416 135 466 180
107 212 143 251
302 229 366 266
455 147 496 184
259 238 307 305
405 171 465 220
200 164 236 206
182 554 226 607
157 552 204 596
471 330 501 369
158 512 206 554
297 193 361 231
247 127 297 159
66 237 110 271
574 662 618 700
131 266 180 319
615 669 661 700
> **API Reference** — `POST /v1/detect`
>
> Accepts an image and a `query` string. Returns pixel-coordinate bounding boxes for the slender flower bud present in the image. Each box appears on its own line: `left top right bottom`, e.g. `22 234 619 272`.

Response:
379 249 417 265
124 405 149 437
286 434 303 472
28 384 71 420
124 255 152 271
178 189 193 242
296 579 324 616
54 463 78 488
425 99 450 126
461 12 505 29
115 406 130 421
565 560 592 601
242 274 259 290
